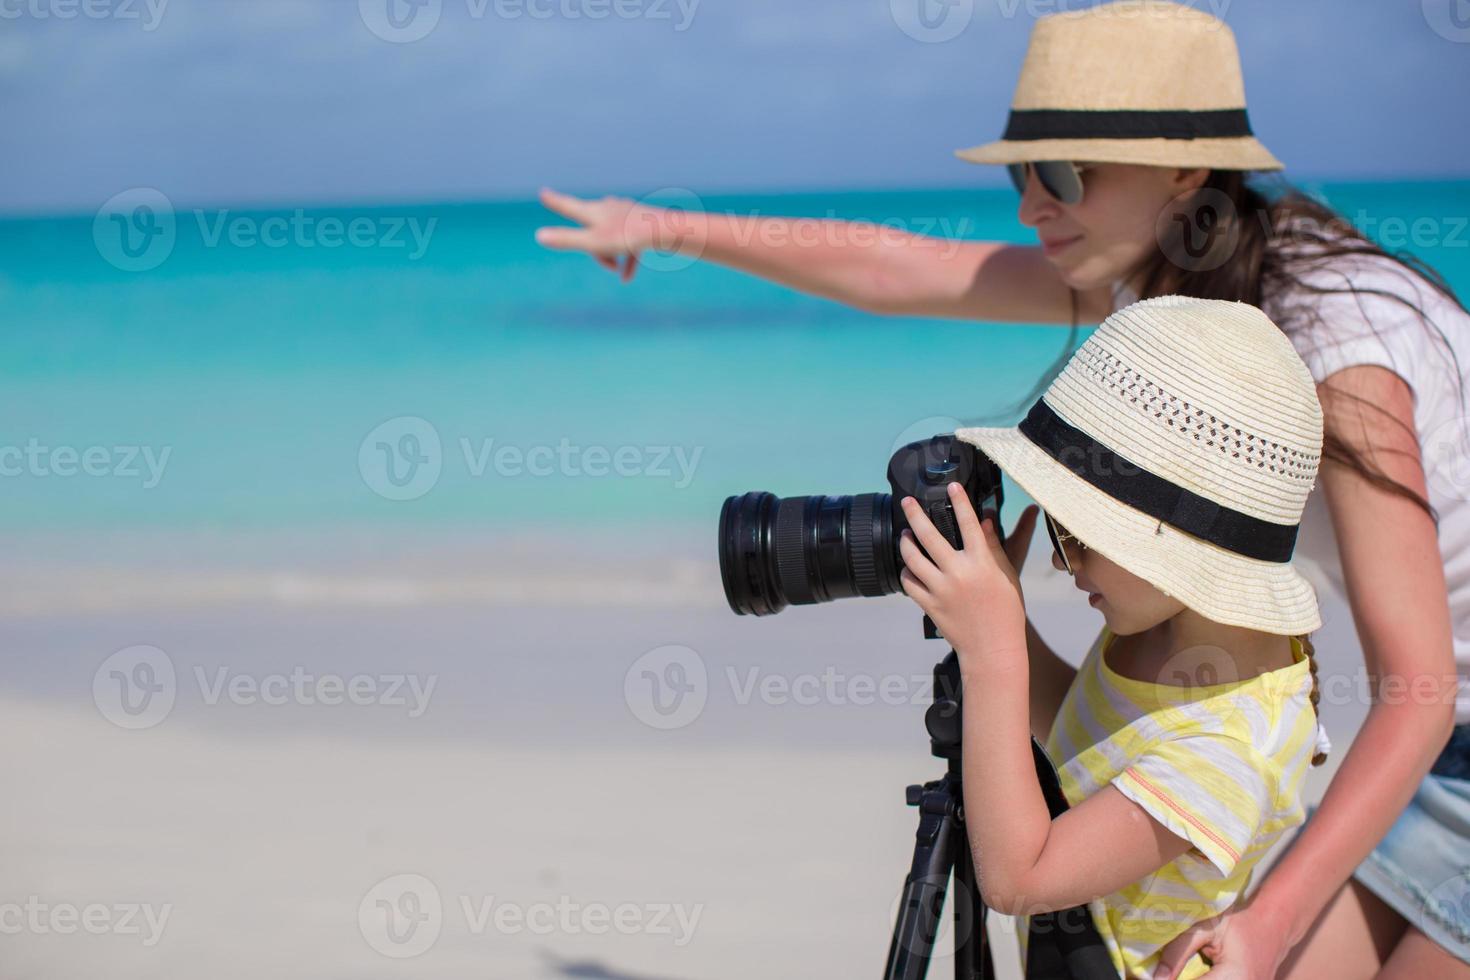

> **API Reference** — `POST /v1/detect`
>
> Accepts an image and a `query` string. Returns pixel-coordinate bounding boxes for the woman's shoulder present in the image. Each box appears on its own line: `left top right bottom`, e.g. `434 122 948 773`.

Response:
1262 243 1467 388
1264 241 1466 334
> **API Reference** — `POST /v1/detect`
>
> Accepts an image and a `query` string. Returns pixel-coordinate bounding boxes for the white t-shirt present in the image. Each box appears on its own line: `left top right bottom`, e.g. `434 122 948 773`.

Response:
1114 253 1470 726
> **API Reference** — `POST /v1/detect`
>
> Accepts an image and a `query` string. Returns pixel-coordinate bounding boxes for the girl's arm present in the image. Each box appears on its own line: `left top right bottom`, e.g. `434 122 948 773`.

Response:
535 189 1115 324
1153 365 1459 979
957 655 1197 913
900 491 1196 914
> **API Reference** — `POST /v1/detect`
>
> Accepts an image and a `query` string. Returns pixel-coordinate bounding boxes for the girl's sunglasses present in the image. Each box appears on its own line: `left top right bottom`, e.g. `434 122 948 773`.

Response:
1006 161 1086 206
1043 512 1084 576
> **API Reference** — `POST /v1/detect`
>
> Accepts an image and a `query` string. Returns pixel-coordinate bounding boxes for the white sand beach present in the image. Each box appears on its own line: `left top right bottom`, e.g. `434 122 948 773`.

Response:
0 528 1366 979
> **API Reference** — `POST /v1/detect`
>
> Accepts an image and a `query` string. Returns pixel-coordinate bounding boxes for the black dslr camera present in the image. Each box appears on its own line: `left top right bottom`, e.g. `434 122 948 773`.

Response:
718 434 1004 617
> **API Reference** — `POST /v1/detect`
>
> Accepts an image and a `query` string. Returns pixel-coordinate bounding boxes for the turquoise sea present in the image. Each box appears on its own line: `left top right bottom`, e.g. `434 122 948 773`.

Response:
3 182 1468 539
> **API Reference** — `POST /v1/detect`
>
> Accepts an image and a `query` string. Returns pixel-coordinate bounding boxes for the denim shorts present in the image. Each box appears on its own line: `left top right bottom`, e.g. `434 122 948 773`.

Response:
1350 725 1470 964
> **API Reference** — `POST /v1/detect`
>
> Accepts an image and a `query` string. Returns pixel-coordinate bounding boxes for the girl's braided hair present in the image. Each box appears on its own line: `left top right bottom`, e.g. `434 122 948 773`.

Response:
1295 632 1328 767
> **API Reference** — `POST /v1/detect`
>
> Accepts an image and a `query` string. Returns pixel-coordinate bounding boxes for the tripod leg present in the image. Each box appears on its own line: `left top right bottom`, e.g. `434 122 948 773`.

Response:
885 773 991 980
951 813 992 980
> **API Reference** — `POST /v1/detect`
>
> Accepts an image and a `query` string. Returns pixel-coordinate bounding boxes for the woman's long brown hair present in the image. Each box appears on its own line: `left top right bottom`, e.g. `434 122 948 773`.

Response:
1132 170 1468 523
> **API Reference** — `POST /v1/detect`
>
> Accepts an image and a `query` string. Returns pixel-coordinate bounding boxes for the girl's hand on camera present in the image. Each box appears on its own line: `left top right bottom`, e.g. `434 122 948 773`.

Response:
535 188 657 282
898 485 1029 670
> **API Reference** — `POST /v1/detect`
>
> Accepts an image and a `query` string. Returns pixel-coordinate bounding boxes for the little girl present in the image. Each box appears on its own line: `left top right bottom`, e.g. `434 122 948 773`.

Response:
897 295 1330 980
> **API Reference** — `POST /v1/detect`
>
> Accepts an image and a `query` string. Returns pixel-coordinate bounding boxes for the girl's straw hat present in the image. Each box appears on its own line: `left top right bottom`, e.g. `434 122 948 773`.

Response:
957 0 1283 172
958 296 1322 634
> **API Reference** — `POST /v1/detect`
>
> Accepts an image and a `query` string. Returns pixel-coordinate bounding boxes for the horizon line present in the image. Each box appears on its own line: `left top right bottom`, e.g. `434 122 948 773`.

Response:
3 173 1468 223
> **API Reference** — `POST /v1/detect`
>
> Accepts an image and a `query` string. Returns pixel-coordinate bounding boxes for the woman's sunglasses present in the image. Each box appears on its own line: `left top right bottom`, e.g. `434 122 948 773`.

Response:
1043 511 1085 576
1007 161 1086 206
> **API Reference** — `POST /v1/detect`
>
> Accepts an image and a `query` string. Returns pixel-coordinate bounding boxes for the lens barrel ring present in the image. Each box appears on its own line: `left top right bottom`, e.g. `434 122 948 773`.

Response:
849 494 881 596
775 496 815 605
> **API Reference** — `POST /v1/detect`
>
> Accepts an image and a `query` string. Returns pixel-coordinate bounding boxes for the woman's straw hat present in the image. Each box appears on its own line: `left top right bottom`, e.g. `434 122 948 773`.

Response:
958 296 1322 634
957 0 1283 172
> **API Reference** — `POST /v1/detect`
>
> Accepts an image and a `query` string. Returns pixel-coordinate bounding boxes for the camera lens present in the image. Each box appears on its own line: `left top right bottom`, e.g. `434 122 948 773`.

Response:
718 490 902 616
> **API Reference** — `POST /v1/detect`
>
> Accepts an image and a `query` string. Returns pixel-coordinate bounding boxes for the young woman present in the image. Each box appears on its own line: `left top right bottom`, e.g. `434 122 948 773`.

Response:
536 2 1469 976
899 294 1332 980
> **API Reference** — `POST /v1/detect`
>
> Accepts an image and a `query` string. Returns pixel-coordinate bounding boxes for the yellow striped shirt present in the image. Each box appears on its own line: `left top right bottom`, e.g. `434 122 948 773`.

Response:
1019 626 1318 979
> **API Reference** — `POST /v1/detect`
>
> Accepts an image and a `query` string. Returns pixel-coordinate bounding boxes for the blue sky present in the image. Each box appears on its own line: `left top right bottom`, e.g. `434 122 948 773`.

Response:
4 0 1469 214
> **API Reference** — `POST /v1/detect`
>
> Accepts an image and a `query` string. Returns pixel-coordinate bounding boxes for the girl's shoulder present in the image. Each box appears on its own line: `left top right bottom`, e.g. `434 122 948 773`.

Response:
1093 626 1315 751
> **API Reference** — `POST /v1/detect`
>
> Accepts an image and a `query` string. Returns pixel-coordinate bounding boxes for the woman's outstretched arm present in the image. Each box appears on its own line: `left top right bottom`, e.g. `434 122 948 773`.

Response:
1153 365 1460 980
535 189 1114 325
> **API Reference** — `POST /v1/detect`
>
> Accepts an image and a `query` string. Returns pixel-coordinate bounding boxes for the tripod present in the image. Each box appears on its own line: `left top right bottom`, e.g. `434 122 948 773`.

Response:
882 647 1119 980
